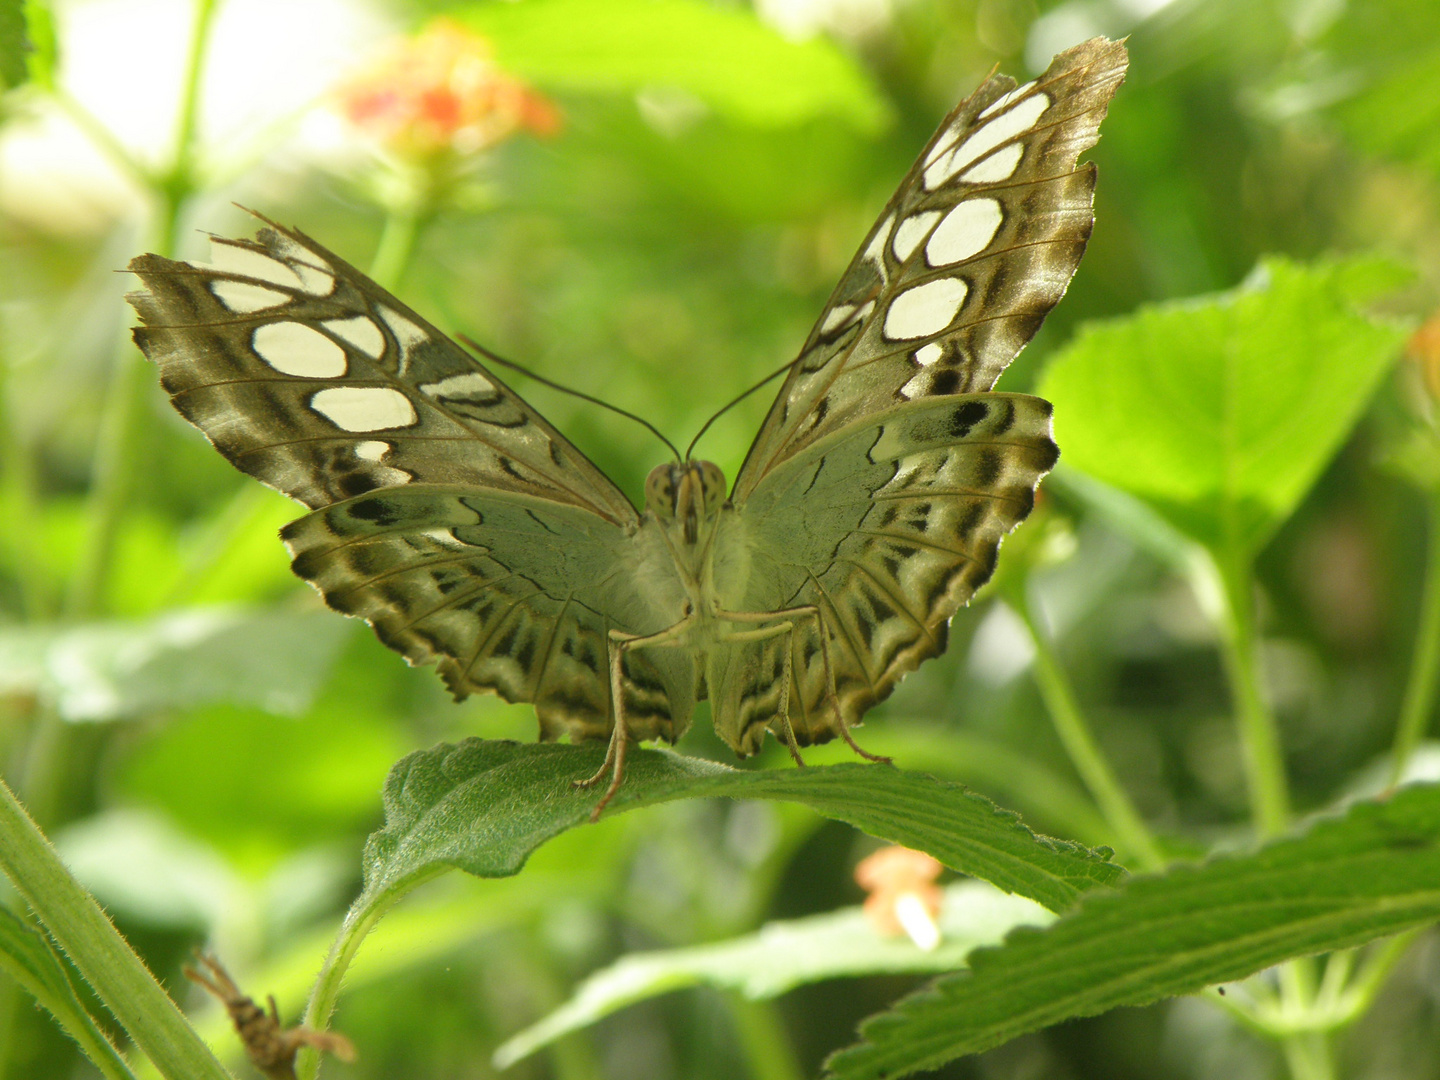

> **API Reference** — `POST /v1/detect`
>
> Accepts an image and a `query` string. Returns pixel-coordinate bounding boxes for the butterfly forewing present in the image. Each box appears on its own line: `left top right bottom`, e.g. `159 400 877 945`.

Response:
731 36 1127 504
129 219 637 524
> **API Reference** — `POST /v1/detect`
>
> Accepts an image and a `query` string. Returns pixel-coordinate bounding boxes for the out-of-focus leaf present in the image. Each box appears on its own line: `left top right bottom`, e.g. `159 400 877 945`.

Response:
494 880 1053 1067
826 782 1440 1080
53 809 238 929
0 904 135 1078
455 0 889 131
0 606 351 721
0 0 27 88
1038 257 1411 560
357 739 1123 920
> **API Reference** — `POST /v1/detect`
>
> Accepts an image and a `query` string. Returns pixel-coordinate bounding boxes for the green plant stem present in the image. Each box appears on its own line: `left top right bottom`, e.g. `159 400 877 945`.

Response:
65 0 220 618
1280 1033 1335 1080
727 994 804 1080
0 343 53 620
0 778 231 1080
367 199 426 293
1389 486 1440 786
1013 599 1165 871
1211 551 1290 837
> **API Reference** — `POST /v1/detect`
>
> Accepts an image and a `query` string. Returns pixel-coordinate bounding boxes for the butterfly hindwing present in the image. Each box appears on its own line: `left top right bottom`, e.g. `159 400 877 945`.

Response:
714 393 1057 748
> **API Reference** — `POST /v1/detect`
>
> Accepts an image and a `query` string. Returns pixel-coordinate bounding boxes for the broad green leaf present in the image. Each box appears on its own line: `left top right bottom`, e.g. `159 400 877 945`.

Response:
826 782 1440 1080
0 904 135 1078
357 739 1123 918
455 0 889 131
0 606 351 721
1038 257 1411 559
494 880 1053 1068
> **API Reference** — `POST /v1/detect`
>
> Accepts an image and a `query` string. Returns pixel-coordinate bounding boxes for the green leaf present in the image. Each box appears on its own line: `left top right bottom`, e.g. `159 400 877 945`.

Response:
826 782 1440 1080
454 0 889 131
0 904 136 1080
494 880 1054 1068
1037 256 1411 559
0 606 352 721
358 740 1123 918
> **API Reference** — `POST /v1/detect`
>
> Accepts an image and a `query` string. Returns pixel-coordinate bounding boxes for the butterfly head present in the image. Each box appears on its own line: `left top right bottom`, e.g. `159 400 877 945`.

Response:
645 461 727 544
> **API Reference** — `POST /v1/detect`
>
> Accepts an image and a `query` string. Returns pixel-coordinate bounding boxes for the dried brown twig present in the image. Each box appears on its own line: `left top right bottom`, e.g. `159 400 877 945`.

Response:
184 952 355 1080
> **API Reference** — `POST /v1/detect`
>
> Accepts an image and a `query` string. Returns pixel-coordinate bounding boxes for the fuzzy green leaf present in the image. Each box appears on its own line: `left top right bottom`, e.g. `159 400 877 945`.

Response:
827 782 1440 1080
356 739 1122 919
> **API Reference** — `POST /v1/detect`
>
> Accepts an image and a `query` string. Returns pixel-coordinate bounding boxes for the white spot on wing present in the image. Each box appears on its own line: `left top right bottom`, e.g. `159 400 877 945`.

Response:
924 119 966 168
927 198 1004 265
900 372 927 399
379 306 428 354
310 387 418 431
252 322 347 378
820 304 855 334
913 342 945 366
960 143 1024 184
210 280 289 314
354 440 391 461
864 212 896 269
265 235 336 295
978 81 1036 120
892 211 941 262
208 242 302 288
883 277 969 340
419 372 496 400
923 93 1049 190
369 465 412 486
322 316 385 359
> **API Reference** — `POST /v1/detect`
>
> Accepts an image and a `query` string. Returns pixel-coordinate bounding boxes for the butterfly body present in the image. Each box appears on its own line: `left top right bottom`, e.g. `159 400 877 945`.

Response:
127 38 1127 812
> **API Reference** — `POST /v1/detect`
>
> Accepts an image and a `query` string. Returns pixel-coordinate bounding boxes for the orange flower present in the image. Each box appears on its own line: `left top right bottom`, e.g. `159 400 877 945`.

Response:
1407 312 1440 406
855 846 944 950
335 19 560 160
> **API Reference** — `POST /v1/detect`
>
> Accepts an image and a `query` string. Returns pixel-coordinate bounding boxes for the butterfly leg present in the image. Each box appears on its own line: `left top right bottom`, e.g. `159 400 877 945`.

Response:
718 618 804 766
575 612 697 821
720 604 891 766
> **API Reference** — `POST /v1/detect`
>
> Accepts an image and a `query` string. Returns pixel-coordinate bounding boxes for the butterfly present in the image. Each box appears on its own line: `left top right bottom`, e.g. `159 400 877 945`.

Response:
128 37 1127 817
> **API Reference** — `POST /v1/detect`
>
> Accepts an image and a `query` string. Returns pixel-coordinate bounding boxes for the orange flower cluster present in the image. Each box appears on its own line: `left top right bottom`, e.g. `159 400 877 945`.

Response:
335 19 560 160
854 846 944 950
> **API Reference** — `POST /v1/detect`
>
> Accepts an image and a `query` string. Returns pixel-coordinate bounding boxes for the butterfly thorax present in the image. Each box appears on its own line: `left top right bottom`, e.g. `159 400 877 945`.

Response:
642 460 728 585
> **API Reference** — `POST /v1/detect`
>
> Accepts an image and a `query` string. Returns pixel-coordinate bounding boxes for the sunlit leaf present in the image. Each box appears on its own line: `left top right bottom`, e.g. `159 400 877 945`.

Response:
1038 256 1411 559
0 0 27 88
455 0 889 131
827 782 1440 1080
494 880 1053 1068
0 607 351 721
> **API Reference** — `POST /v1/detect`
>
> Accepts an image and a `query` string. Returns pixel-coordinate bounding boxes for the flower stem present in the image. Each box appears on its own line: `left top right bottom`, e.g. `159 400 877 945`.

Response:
727 994 804 1080
1210 550 1290 836
1389 486 1440 786
1014 598 1165 871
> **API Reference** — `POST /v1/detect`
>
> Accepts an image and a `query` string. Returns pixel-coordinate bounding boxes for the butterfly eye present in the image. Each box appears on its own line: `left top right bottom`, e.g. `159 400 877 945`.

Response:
644 463 679 519
697 461 727 513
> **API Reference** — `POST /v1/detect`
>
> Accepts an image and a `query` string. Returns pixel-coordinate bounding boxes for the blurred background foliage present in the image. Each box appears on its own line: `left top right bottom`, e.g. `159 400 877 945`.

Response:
1 0 1440 1076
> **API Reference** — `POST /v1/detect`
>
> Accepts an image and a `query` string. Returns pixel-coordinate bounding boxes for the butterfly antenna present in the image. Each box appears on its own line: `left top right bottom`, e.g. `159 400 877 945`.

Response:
684 356 802 461
457 334 683 462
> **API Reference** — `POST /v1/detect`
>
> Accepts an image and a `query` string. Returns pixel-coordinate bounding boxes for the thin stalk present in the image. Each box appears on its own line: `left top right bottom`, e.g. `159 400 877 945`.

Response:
1280 1032 1335 1080
1013 598 1165 870
65 0 221 618
0 344 54 620
1211 551 1290 837
1389 486 1440 786
157 483 272 609
50 89 153 190
726 994 804 1080
367 199 425 293
0 778 231 1080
